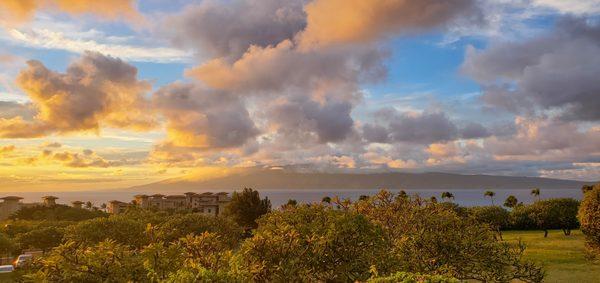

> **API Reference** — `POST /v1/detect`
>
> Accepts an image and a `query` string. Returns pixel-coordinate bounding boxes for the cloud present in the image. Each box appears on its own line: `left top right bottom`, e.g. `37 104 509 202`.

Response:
460 122 491 139
0 51 156 138
153 82 259 150
533 0 600 15
164 0 307 59
0 101 35 119
5 28 190 63
187 39 386 93
299 0 480 47
463 17 600 121
267 95 355 143
41 141 62 148
484 116 600 162
0 145 15 155
363 109 459 144
0 0 143 26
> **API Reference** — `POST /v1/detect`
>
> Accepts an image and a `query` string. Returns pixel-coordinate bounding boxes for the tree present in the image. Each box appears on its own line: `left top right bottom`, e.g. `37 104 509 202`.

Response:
468 206 510 239
578 183 600 258
441 192 454 202
359 195 369 201
484 190 496 205
321 196 331 204
504 195 519 208
233 205 391 282
154 213 241 246
223 188 271 229
353 191 544 282
0 233 18 257
64 215 149 248
25 240 147 282
531 188 541 202
528 198 580 237
16 227 64 253
85 201 93 210
284 199 298 208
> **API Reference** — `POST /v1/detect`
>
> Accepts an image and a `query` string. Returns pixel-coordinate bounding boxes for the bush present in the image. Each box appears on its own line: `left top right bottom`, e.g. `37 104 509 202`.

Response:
16 226 64 253
579 183 600 258
354 191 544 282
468 206 510 234
64 215 149 248
368 271 459 283
10 205 107 221
233 205 391 282
509 205 538 230
25 240 147 282
153 213 242 246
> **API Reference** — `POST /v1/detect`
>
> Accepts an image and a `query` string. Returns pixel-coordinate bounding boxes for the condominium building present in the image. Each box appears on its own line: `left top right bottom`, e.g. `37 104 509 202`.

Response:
0 196 60 220
123 192 231 216
107 200 134 214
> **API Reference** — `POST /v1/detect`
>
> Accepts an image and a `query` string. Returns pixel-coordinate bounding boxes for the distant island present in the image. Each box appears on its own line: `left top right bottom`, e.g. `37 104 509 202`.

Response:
131 168 592 192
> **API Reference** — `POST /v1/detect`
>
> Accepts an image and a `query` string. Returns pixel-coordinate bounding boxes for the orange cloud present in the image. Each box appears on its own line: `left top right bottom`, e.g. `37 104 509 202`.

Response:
0 52 156 138
299 0 477 48
0 0 142 26
0 145 16 155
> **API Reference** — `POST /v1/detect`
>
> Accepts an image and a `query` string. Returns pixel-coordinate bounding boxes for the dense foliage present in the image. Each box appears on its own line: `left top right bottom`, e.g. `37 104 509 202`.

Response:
578 183 600 258
223 188 271 229
233 205 392 281
354 191 544 282
0 190 565 282
10 205 107 221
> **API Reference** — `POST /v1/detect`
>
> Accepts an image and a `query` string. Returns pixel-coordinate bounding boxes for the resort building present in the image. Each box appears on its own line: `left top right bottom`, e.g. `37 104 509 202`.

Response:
0 197 40 220
42 196 58 206
125 192 231 216
71 201 84 209
107 200 134 214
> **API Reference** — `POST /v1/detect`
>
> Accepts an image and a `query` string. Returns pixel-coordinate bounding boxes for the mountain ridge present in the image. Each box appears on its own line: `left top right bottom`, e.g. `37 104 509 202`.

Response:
131 169 592 192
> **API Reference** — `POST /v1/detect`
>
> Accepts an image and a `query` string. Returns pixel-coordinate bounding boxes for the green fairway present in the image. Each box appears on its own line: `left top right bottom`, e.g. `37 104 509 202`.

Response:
503 230 600 282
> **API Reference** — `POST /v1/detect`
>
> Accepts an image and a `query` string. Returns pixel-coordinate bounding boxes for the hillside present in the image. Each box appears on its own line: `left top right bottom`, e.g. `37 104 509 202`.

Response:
131 168 590 192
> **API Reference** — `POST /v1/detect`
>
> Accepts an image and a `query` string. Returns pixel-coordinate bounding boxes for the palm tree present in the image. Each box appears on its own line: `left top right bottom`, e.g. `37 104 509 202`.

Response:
530 188 541 202
321 196 331 204
100 203 107 212
430 196 438 203
441 191 454 202
504 195 518 208
85 201 93 210
484 190 496 205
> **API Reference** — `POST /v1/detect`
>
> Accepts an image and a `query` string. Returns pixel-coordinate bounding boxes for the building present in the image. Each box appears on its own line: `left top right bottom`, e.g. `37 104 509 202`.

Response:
42 196 58 206
126 192 231 216
71 201 84 209
107 200 133 214
0 197 42 220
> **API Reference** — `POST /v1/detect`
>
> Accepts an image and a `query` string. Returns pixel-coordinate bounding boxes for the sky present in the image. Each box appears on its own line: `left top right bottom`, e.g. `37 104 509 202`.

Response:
0 0 599 191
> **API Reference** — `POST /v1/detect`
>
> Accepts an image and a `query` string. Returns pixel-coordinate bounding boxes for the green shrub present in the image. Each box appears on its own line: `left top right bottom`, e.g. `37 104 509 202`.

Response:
10 205 107 221
578 183 600 258
468 206 510 233
354 191 544 282
233 205 391 282
64 215 149 248
153 213 242 246
368 271 459 283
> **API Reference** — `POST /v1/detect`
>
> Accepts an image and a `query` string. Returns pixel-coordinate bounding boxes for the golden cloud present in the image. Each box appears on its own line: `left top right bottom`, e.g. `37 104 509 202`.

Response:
0 0 142 26
0 52 156 138
299 0 477 48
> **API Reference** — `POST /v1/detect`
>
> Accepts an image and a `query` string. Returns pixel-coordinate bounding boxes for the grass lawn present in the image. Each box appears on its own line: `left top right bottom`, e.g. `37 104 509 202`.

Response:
503 230 600 282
